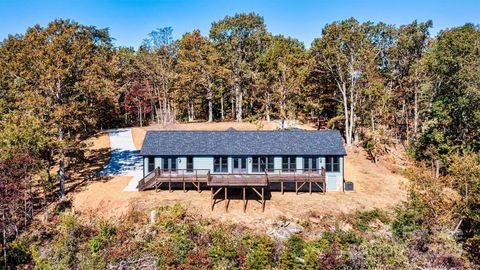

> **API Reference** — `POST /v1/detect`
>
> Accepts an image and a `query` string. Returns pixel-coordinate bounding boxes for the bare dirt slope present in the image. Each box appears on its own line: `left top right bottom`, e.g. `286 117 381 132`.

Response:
72 122 408 228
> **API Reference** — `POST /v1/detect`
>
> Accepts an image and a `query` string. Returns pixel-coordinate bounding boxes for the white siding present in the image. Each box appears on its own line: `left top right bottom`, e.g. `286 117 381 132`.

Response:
326 156 344 191
296 157 303 170
193 156 214 171
227 157 233 173
143 157 149 176
247 157 253 173
178 157 187 170
319 156 326 170
274 156 282 170
154 157 161 170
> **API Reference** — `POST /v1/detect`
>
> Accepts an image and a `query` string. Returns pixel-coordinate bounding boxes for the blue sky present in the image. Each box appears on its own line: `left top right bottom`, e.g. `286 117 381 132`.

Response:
1 0 479 48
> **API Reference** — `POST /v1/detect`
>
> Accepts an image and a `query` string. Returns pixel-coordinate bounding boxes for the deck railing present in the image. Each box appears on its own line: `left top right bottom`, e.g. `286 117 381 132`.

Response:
137 168 159 190
265 168 325 180
138 167 326 190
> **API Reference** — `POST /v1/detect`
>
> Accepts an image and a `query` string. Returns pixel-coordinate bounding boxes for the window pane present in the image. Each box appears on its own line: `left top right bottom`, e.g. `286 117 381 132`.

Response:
333 157 339 172
163 158 168 171
267 157 274 171
148 157 155 172
171 158 177 170
187 156 193 172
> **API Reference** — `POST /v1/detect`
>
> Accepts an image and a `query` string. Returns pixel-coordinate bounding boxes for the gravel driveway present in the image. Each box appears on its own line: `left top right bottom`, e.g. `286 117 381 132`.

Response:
99 128 143 191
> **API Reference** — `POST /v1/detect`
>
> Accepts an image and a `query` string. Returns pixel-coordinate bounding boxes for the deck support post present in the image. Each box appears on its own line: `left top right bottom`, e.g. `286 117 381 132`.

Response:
281 181 284 195
197 181 200 193
261 187 265 212
243 187 246 213
211 188 214 210
309 181 312 195
225 187 228 212
168 179 171 193
295 182 298 195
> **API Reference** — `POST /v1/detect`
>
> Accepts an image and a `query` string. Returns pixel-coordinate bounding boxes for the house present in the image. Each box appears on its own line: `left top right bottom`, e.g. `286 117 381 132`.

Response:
137 129 346 199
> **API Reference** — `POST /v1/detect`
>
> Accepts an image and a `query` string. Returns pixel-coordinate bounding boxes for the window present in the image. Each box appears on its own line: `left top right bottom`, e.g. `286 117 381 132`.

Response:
303 157 318 171
186 156 194 172
282 156 296 172
214 156 228 172
162 157 177 171
252 156 274 172
147 157 155 172
326 156 340 172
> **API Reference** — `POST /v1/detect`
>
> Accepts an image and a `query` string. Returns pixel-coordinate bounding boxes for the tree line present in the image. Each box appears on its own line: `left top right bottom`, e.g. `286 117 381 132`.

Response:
0 13 479 266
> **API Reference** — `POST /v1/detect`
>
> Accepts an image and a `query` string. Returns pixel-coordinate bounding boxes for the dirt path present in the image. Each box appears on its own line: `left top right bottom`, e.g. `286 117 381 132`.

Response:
72 122 408 229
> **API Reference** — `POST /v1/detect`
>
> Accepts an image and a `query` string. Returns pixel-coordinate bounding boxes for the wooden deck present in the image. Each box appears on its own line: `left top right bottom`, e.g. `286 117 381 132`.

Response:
137 168 326 212
209 173 268 187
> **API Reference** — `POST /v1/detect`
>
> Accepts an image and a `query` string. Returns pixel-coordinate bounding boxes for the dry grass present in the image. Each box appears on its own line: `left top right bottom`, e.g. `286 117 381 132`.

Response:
72 122 408 229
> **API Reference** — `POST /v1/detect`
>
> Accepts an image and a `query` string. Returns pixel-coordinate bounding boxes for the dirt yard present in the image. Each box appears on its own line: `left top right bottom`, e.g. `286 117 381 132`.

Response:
72 122 408 229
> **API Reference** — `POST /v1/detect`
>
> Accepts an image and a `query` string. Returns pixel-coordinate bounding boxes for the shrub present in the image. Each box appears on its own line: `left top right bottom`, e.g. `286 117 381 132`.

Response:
0 237 32 268
392 188 426 239
89 236 102 253
361 238 408 269
98 220 116 238
278 235 305 269
208 228 239 269
240 235 274 270
354 209 390 232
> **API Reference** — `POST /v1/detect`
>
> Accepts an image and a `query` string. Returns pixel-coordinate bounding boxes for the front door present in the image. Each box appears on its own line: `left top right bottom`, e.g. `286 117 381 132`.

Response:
232 157 247 173
162 157 177 172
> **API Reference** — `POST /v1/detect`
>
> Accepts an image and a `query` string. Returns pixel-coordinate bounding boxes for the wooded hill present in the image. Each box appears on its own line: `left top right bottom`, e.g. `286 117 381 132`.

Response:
0 14 479 268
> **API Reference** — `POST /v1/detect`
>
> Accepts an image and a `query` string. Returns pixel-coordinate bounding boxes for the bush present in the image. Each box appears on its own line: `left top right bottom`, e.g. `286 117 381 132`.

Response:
361 238 408 269
354 209 389 232
89 236 102 253
392 188 426 239
278 235 305 269
240 235 274 269
0 237 32 268
208 228 239 269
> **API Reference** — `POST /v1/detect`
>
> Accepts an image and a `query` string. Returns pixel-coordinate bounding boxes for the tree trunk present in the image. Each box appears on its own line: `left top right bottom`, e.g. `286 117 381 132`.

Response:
208 99 213 122
265 92 271 122
349 82 355 147
235 83 242 122
413 83 419 141
280 85 286 120
339 82 351 146
220 95 224 121
2 209 6 268
231 98 235 120
370 108 375 133
58 128 66 200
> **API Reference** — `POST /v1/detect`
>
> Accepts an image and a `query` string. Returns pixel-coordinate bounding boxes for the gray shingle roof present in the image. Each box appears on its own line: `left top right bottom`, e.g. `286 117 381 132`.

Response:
139 129 346 156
